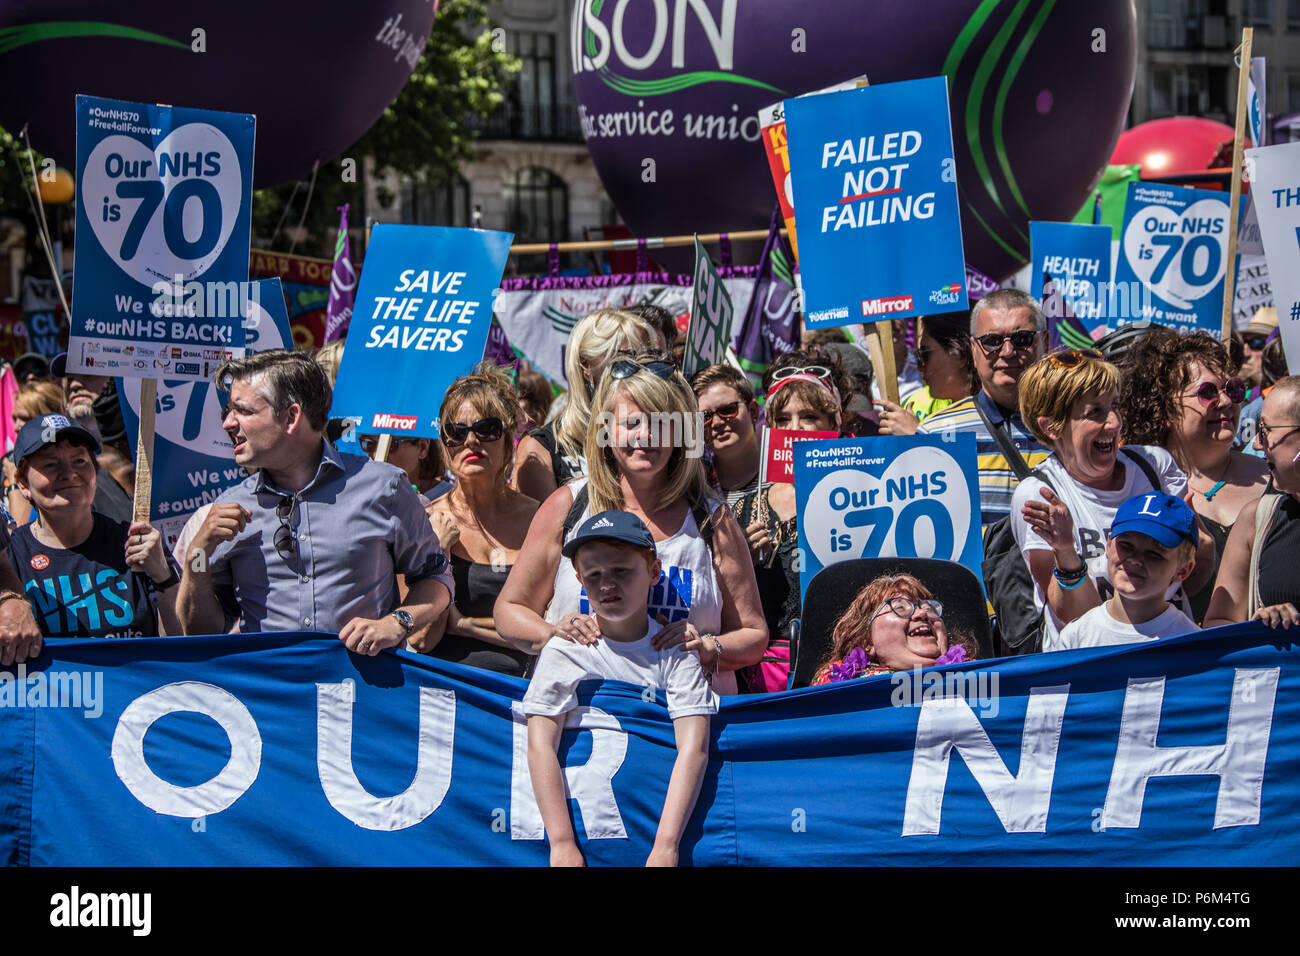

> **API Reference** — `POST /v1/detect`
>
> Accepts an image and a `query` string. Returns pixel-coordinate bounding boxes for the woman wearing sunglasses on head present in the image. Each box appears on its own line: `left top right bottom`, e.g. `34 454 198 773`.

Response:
410 364 540 676
495 351 768 694
1011 349 1216 650
731 348 851 692
811 573 976 684
1116 328 1269 622
512 308 665 503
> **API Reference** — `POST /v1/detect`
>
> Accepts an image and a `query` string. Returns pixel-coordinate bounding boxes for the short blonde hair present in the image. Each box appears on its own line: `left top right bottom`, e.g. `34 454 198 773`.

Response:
1019 353 1120 446
556 309 664 461
583 358 712 514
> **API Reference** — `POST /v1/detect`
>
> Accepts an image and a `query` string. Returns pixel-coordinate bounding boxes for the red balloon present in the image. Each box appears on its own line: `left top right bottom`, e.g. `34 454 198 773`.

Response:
1111 116 1240 177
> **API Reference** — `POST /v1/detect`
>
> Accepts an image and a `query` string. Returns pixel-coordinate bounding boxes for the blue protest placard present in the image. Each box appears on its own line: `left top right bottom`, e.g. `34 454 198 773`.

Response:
69 95 254 380
784 76 967 327
117 279 293 546
330 224 513 440
1114 182 1229 334
793 434 983 602
1244 140 1300 372
1029 221 1113 329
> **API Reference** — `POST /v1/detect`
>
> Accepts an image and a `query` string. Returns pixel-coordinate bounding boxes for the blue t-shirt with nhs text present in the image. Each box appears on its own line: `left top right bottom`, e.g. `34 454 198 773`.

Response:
8 514 166 639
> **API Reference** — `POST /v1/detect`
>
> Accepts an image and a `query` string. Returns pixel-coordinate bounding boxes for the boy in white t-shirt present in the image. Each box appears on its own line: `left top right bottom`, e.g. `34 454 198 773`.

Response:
1055 492 1199 650
524 510 717 867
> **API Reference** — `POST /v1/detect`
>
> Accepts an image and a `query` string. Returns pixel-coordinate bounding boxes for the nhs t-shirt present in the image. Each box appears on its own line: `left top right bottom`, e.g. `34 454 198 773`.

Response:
8 514 170 638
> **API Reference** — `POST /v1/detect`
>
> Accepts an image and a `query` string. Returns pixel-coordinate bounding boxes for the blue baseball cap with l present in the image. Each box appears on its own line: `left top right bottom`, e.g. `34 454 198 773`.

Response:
562 510 657 559
12 414 101 463
1110 492 1197 548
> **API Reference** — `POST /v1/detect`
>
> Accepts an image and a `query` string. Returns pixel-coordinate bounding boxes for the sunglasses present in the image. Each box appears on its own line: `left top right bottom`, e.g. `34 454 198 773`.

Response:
273 495 299 564
771 365 833 383
972 330 1043 353
441 416 505 446
1190 377 1246 408
1045 347 1104 368
1243 334 1269 351
701 401 743 426
610 358 675 381
359 436 416 455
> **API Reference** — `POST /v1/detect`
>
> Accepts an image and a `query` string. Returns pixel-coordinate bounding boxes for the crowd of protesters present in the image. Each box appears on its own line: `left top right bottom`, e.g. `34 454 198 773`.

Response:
0 293 1296 691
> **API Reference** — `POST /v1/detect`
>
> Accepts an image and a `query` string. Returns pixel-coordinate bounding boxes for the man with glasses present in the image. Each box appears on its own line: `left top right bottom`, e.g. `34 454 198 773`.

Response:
176 350 452 654
916 289 1051 526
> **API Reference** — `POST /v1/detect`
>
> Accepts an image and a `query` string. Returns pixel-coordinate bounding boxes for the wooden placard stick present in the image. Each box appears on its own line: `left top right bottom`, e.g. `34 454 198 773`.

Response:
374 433 393 463
133 379 157 523
1221 27 1254 342
863 321 900 405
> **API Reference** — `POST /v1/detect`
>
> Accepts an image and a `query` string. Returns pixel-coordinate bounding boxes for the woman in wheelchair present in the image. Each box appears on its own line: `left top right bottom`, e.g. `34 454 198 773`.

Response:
812 572 977 684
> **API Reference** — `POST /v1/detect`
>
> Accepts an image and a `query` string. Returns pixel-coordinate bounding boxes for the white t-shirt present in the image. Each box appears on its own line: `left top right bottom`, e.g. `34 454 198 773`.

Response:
1009 446 1190 647
1053 602 1198 651
523 618 719 720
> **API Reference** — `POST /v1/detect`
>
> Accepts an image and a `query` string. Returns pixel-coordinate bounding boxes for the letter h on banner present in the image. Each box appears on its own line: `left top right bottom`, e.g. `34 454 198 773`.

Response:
1102 669 1279 830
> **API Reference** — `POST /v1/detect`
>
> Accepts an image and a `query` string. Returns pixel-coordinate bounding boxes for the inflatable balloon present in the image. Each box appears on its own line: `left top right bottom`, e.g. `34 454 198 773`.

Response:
0 2 436 188
571 0 1135 281
1111 116 1239 178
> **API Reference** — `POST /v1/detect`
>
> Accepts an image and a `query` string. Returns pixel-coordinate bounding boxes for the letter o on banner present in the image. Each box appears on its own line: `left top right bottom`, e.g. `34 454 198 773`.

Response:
111 681 262 817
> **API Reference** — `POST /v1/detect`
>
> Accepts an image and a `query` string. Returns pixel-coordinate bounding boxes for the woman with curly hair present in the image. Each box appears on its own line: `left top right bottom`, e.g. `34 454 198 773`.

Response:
812 572 975 684
1117 328 1269 621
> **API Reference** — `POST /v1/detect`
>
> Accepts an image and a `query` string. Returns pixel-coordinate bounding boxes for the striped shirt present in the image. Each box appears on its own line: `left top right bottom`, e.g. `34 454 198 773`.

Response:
915 390 1050 527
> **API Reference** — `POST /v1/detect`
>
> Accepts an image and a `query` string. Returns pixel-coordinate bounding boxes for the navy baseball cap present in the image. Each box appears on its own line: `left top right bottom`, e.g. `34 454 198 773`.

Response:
562 510 657 559
1110 492 1197 548
50 352 68 377
12 414 101 463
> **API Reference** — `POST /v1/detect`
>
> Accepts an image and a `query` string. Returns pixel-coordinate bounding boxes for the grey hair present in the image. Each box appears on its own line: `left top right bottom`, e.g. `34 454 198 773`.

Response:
215 348 332 431
969 288 1047 335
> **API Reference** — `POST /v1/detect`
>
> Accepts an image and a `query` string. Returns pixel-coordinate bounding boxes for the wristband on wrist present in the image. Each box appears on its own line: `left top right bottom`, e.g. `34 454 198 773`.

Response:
1052 563 1088 589
150 567 181 591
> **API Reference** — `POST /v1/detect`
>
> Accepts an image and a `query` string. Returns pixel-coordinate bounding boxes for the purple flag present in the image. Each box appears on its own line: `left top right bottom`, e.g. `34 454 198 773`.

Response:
483 316 520 377
733 205 798 397
324 204 357 343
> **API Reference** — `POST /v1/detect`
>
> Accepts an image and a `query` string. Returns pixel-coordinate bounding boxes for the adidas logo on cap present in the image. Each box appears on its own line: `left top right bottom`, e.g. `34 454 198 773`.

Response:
591 517 614 529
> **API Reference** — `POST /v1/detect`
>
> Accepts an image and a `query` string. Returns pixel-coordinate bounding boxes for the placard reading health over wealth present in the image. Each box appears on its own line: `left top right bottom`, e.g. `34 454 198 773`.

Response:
793 434 982 602
70 95 254 380
331 224 513 440
118 279 293 546
784 75 967 327
1113 181 1229 335
1029 221 1113 328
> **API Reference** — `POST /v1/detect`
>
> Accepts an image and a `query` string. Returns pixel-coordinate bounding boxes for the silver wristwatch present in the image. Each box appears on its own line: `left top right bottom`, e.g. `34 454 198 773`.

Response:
390 609 416 636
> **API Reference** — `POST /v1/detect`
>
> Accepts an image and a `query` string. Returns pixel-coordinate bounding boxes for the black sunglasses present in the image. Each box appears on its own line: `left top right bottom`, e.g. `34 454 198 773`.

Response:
610 358 675 381
273 495 299 564
359 435 417 455
972 330 1043 353
1243 334 1269 351
441 416 505 446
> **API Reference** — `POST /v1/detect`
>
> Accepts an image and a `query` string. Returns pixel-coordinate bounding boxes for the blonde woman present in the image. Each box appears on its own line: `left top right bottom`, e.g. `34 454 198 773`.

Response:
512 308 665 501
495 352 767 693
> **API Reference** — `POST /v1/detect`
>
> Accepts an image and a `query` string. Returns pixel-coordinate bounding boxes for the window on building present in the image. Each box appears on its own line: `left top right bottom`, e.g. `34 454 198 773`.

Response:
400 175 471 228
1150 68 1175 116
510 30 558 138
1149 0 1179 47
1245 0 1273 29
504 167 569 272
1288 0 1300 29
1288 71 1300 111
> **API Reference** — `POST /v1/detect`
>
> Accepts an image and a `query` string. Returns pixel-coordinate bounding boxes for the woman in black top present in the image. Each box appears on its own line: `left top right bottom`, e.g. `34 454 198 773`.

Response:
418 364 540 675
6 415 180 638
1206 377 1300 629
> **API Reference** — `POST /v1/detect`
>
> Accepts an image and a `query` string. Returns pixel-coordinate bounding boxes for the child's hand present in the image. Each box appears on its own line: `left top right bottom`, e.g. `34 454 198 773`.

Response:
552 612 601 645
646 844 678 867
550 842 585 867
1254 603 1299 629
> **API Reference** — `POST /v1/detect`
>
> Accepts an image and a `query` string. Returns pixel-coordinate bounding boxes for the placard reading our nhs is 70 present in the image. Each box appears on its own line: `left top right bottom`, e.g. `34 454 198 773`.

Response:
792 435 983 602
69 95 254 380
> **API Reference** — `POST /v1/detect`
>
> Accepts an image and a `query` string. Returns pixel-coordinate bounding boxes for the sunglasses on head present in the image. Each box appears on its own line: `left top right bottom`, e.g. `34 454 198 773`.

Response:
771 365 833 383
441 416 505 446
1046 347 1104 368
609 358 676 382
972 330 1043 353
701 401 743 426
1192 377 1246 408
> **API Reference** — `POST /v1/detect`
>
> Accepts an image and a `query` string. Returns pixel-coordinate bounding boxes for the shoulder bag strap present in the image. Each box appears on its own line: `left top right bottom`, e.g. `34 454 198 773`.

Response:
1119 447 1162 491
974 400 1033 481
1248 491 1283 617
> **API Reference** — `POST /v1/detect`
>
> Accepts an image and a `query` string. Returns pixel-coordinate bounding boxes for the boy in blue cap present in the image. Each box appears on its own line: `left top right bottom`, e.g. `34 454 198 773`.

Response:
523 510 717 867
1055 492 1199 649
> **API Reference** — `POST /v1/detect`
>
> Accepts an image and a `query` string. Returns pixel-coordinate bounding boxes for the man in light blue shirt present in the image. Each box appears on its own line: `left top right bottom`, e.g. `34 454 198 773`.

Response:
177 350 452 653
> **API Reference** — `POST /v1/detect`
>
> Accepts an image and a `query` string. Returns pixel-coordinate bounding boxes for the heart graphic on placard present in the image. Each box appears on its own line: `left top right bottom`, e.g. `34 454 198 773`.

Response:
803 446 971 567
82 123 243 287
1122 198 1227 311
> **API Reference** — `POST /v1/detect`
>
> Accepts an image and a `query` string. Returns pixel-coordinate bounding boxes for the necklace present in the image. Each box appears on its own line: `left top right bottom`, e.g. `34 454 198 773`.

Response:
1191 455 1232 502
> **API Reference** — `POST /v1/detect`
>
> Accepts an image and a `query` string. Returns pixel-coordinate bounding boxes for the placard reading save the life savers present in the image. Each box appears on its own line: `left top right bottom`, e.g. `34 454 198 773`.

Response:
330 224 513 440
793 434 982 602
69 95 254 380
783 76 967 328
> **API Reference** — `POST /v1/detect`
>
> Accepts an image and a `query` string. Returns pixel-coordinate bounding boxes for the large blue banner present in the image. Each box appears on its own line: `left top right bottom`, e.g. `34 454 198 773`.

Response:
0 625 1294 865
792 435 984 602
330 224 513 441
784 76 967 327
1114 182 1229 335
70 95 254 380
117 279 294 548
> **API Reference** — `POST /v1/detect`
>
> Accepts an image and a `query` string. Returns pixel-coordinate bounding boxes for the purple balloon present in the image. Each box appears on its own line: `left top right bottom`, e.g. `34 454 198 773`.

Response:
572 0 1135 280
0 1 435 188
